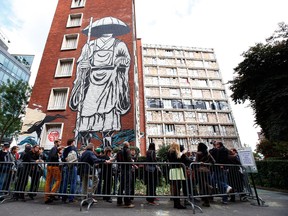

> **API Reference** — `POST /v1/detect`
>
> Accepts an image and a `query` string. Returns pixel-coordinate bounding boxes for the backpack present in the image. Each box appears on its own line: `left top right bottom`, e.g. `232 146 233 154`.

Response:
66 150 78 163
4 151 14 162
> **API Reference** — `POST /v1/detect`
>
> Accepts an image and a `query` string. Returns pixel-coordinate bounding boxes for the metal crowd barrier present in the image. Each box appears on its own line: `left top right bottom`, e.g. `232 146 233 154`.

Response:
188 162 254 213
0 160 255 213
0 161 92 205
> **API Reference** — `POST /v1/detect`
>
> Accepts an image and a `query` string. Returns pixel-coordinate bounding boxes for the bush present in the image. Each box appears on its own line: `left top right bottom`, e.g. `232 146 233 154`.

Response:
157 144 171 162
254 160 288 190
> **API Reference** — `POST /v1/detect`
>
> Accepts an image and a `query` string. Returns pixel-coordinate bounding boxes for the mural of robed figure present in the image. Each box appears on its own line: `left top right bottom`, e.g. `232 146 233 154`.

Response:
69 17 131 147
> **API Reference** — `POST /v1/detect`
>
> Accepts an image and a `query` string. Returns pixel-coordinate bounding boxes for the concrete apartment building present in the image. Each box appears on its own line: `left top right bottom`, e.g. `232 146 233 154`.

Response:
139 43 241 151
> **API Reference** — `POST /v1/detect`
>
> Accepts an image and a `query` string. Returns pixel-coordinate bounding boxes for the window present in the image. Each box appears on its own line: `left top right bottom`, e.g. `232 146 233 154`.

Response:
170 88 180 97
193 60 203 67
171 100 183 109
183 99 193 109
194 100 207 110
192 89 203 98
48 88 69 110
67 13 83 27
147 124 163 135
181 88 191 97
71 0 86 8
158 58 166 65
198 113 208 122
146 99 163 108
185 112 196 121
55 58 74 77
187 124 198 135
61 34 79 50
163 99 172 109
188 69 198 77
166 68 177 76
179 77 189 86
165 50 173 56
165 124 175 135
176 58 185 65
40 123 63 150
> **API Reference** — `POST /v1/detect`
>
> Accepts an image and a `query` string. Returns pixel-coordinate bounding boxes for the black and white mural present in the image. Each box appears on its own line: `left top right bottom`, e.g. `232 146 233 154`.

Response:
69 16 132 147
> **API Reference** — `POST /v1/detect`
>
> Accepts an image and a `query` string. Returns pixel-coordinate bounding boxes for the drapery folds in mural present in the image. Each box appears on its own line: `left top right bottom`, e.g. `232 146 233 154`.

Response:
69 16 131 147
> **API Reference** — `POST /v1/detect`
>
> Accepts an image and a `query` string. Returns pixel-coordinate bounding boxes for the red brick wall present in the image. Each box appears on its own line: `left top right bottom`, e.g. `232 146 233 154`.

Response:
28 0 136 147
136 39 147 154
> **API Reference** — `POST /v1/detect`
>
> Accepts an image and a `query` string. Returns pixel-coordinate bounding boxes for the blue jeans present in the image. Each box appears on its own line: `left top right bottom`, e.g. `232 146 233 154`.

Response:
213 168 229 202
0 172 8 191
61 165 77 201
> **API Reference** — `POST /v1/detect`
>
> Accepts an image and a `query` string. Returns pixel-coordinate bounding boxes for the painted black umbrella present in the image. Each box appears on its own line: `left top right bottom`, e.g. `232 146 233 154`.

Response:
82 16 130 37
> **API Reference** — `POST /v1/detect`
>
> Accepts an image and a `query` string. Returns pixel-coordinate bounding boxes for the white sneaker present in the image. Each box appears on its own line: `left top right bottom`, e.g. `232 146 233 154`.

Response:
226 186 232 193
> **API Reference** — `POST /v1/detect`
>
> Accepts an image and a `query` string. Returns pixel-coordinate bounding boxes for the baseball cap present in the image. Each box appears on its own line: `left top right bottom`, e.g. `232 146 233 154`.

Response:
96 148 102 153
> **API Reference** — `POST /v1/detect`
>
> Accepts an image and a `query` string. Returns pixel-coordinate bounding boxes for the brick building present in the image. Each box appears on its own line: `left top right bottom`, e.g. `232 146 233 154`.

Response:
25 0 139 150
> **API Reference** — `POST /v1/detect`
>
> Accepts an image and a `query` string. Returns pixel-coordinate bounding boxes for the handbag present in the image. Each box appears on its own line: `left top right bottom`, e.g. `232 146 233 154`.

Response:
169 168 185 180
198 166 210 173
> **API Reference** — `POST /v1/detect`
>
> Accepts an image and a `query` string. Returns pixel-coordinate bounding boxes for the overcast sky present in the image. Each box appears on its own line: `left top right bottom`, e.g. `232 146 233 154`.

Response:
1 0 288 150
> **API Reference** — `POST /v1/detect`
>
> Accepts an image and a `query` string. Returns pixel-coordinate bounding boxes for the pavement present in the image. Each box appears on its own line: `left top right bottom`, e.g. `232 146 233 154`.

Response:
0 189 287 216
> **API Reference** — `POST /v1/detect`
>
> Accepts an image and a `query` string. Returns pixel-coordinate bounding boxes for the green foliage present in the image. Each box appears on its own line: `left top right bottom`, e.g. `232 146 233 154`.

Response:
157 144 171 162
254 160 288 190
0 79 32 141
256 139 288 159
229 22 288 142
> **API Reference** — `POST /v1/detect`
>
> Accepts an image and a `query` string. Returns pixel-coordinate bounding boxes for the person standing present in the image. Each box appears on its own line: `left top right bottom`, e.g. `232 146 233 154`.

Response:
116 141 134 208
145 143 159 205
61 138 78 203
25 145 43 199
102 147 113 203
167 143 187 209
195 142 215 207
0 142 14 195
44 139 62 204
210 141 232 204
79 143 109 202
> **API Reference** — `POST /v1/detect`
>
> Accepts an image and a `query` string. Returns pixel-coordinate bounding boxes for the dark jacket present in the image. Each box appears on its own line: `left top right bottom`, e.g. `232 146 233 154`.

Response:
47 146 60 166
61 145 78 162
80 149 105 175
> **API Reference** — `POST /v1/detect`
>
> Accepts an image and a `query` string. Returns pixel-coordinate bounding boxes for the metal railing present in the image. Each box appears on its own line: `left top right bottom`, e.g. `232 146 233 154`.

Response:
0 161 255 213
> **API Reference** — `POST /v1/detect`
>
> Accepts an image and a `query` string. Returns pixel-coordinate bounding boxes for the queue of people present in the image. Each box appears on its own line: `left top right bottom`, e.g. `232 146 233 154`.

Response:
0 139 244 210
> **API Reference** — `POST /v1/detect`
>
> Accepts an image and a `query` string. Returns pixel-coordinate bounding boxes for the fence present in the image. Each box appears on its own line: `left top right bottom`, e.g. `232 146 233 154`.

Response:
0 161 255 213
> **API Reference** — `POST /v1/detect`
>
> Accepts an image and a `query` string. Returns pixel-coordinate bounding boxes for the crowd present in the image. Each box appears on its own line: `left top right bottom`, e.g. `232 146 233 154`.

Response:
0 139 244 209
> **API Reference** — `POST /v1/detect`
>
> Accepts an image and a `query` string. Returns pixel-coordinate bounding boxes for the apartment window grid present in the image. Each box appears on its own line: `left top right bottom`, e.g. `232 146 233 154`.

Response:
143 45 240 149
67 13 83 27
55 58 74 77
61 34 79 50
48 88 69 110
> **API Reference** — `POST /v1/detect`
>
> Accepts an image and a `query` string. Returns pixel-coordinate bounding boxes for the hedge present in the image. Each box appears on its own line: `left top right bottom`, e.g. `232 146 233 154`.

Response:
254 160 288 190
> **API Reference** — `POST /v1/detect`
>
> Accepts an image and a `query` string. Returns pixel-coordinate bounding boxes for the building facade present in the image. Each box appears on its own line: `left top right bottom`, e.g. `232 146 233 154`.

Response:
0 30 32 84
24 0 139 150
138 43 241 151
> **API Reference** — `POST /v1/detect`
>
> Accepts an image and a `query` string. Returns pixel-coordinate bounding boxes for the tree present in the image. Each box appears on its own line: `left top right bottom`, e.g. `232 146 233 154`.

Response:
229 22 288 142
256 139 288 160
0 79 32 142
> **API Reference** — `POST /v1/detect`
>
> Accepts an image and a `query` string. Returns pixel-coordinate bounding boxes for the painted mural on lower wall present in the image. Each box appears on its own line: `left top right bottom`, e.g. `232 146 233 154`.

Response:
17 107 135 150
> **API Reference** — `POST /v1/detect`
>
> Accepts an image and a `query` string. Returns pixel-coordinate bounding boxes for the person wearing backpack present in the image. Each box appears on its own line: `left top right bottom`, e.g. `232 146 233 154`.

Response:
60 138 78 203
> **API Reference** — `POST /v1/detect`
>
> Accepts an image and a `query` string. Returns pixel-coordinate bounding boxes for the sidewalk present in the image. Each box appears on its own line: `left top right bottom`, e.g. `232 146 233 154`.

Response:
0 189 287 216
